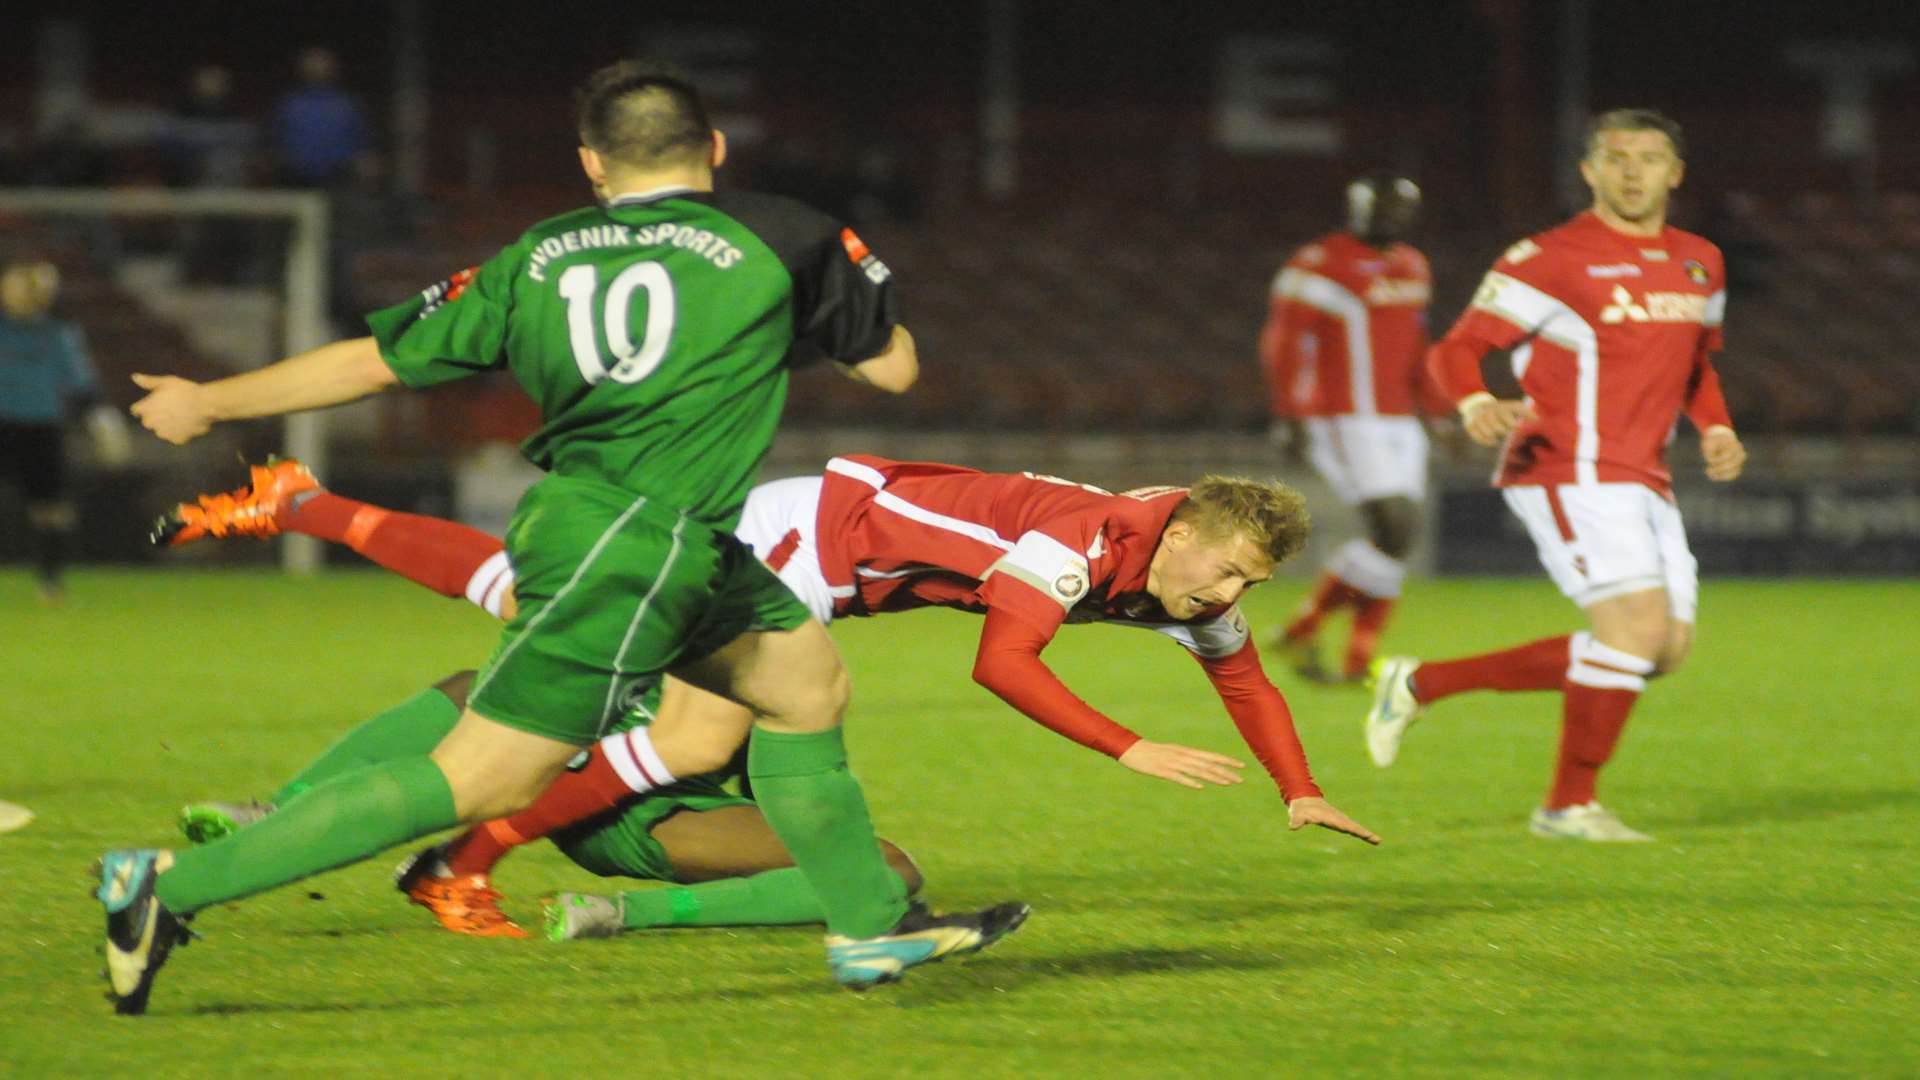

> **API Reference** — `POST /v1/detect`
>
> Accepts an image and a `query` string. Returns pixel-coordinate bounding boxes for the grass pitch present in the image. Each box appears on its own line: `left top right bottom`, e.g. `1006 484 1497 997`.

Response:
1 569 1915 1078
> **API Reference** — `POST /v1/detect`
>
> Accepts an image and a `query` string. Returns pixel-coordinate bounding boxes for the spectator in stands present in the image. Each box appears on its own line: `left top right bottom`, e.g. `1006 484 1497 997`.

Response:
166 65 256 188
0 254 131 603
272 47 367 188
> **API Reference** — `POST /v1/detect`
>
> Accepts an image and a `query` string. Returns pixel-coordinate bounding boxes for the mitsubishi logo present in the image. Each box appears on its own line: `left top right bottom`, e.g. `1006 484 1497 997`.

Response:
1600 285 1649 324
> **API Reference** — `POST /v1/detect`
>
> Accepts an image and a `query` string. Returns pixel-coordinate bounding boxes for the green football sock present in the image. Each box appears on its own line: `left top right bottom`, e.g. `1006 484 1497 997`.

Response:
154 755 457 915
746 727 908 939
269 688 460 805
616 867 912 929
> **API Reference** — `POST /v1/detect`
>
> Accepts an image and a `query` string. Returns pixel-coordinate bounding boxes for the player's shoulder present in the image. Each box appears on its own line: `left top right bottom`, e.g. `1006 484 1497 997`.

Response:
1665 226 1725 267
1390 242 1432 277
707 191 844 250
1286 233 1346 271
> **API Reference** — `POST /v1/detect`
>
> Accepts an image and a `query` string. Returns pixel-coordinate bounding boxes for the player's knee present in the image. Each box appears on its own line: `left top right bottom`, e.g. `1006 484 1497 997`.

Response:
878 839 924 895
1655 631 1693 675
432 670 478 709
760 666 849 734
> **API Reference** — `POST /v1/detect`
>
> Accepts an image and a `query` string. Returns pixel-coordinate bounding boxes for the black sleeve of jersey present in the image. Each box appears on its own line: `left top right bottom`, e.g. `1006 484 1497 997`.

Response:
708 192 900 368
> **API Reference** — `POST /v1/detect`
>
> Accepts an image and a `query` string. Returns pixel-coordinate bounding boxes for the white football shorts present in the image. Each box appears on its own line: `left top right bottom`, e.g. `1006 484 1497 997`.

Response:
1501 482 1698 622
1303 414 1430 505
734 474 839 625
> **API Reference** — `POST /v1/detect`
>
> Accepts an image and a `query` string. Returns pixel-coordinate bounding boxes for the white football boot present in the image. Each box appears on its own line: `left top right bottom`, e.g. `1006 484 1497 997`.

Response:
1529 801 1653 842
1364 656 1424 767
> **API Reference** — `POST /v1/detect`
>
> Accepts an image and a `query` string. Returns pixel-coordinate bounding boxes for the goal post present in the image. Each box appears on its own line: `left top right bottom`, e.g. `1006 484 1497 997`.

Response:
0 187 332 573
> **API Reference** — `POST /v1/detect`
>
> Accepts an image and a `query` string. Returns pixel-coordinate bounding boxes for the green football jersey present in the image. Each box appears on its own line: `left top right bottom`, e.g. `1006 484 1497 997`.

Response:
368 187 898 527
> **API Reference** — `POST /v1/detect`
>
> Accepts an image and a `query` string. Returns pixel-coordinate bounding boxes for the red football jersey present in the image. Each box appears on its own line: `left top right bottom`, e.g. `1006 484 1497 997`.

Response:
811 454 1321 800
1439 212 1727 493
1259 231 1443 418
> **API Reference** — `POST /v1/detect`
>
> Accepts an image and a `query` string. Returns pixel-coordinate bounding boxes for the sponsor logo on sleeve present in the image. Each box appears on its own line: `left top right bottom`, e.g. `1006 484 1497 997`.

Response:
841 227 891 285
1501 238 1542 265
418 266 480 317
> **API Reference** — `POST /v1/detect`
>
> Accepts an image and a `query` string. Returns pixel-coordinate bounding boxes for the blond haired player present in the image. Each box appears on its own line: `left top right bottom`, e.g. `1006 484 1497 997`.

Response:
1365 109 1746 841
163 456 1379 937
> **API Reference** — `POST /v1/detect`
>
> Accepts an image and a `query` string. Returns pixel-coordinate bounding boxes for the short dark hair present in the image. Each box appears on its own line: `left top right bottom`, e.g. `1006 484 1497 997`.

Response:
575 61 712 168
1586 108 1685 160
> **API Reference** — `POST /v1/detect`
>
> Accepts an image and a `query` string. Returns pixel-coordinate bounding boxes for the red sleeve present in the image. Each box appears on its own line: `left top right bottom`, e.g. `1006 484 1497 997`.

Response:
1259 296 1307 417
972 606 1143 759
1684 341 1733 432
1427 336 1493 404
1195 641 1322 801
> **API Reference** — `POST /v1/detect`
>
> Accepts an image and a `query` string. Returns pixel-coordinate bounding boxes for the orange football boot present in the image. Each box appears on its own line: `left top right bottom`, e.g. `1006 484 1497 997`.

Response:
152 457 320 547
393 846 530 939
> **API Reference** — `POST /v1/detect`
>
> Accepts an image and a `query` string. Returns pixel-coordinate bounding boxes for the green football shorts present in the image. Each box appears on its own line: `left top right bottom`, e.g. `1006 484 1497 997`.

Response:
467 473 813 745
549 774 753 884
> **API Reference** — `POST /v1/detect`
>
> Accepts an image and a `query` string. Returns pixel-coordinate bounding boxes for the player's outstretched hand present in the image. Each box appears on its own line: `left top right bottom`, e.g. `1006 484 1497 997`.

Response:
129 373 215 445
1118 740 1246 789
1461 396 1532 447
1286 796 1381 845
1701 426 1746 482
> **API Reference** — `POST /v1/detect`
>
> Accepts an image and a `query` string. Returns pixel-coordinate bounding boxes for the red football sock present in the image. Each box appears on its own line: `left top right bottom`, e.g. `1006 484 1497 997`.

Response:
1545 683 1640 810
444 744 634 877
1342 595 1396 678
1411 634 1572 704
443 725 678 877
289 492 507 603
1284 571 1361 641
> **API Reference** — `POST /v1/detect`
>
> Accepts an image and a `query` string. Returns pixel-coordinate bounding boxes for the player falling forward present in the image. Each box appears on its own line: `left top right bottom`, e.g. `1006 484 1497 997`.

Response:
1364 109 1746 841
97 62 1022 1014
164 455 1379 935
1259 175 1451 683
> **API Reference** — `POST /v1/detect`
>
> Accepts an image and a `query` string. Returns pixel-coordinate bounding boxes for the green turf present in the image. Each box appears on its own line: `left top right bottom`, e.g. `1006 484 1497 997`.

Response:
2 568 1916 1077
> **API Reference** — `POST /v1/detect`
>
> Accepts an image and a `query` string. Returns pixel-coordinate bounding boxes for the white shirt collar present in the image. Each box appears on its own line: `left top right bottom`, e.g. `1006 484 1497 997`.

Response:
608 184 699 206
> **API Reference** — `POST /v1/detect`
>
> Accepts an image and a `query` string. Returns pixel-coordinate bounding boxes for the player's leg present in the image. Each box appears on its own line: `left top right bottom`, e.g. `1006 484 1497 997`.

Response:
453 678 746 870
20 423 74 601
158 459 517 618
98 477 686 1010
674 545 1026 986
1340 495 1416 679
547 800 924 938
1364 485 1583 767
1272 418 1362 678
178 672 472 843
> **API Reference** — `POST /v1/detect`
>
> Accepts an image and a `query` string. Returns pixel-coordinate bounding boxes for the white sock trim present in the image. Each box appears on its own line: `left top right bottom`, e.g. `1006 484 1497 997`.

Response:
1567 634 1653 690
1327 539 1406 599
465 551 514 617
599 727 674 794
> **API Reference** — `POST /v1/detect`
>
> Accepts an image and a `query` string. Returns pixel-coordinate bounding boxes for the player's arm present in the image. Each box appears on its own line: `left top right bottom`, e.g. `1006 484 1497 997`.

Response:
130 337 398 445
1685 339 1744 482
836 324 917 393
1431 250 1560 446
1193 641 1378 844
971 608 1245 789
54 322 132 464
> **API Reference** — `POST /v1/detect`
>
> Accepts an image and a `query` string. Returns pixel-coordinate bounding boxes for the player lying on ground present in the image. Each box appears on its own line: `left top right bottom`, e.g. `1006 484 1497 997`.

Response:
166 454 1380 934
185 671 926 940
1363 109 1746 842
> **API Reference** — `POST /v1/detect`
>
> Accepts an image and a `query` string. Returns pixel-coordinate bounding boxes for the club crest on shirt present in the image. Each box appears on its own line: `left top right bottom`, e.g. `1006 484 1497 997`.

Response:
1052 570 1089 601
1684 259 1710 285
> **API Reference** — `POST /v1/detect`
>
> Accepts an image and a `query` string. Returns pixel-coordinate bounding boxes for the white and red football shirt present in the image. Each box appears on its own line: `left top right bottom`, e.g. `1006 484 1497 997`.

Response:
811 455 1321 800
1259 231 1446 418
1432 211 1732 493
